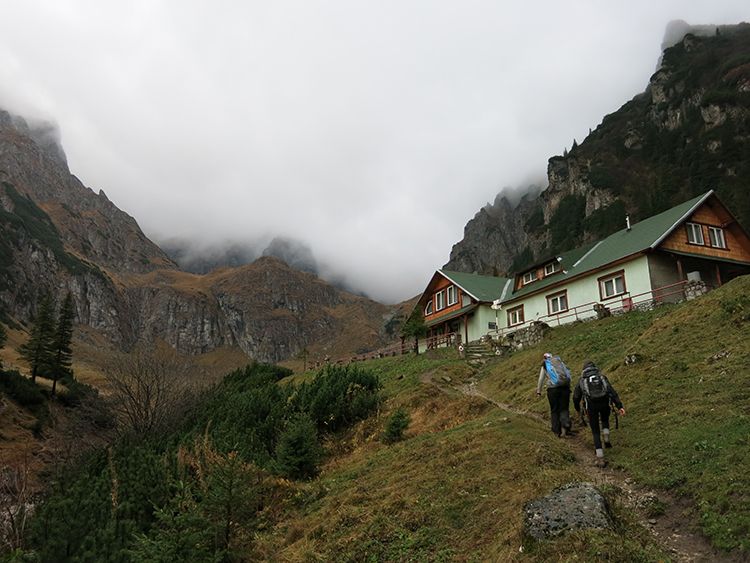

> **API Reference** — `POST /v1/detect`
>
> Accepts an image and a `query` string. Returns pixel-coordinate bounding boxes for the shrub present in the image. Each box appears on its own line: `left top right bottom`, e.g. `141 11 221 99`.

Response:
292 365 382 432
0 369 46 409
59 380 116 429
274 414 322 480
382 407 410 444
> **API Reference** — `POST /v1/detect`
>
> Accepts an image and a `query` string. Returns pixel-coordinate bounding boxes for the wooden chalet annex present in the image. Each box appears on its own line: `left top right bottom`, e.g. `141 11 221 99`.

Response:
416 270 509 346
415 190 750 345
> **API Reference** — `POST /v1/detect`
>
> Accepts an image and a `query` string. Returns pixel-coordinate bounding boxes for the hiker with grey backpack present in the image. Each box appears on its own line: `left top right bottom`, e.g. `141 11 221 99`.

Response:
536 352 573 438
573 360 626 467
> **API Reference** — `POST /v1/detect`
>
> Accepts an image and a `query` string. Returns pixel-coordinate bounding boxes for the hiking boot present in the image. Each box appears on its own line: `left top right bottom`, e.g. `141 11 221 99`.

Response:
595 458 608 468
604 441 612 449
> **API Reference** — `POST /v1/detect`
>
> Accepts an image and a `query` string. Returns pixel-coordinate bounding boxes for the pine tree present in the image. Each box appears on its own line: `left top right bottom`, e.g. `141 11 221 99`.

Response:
50 293 75 395
18 295 56 384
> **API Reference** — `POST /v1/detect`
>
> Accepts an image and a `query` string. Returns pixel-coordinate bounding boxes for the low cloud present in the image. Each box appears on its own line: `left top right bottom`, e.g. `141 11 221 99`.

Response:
0 2 747 303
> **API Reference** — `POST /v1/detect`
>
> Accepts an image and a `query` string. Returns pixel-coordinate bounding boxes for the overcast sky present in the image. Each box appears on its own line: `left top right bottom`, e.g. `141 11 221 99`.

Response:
0 1 748 303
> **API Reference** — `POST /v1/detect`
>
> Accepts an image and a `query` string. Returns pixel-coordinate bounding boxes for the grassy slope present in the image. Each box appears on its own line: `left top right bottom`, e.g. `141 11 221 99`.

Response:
256 276 749 560
474 275 750 551
257 354 666 562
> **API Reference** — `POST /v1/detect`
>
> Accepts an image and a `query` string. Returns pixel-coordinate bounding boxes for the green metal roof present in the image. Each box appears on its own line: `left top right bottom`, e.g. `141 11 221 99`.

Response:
439 269 511 302
503 191 713 303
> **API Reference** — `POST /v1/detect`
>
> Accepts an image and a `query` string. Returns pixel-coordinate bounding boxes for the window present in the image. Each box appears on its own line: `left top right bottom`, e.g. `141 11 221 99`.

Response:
599 271 626 299
544 261 560 276
435 290 445 311
446 285 457 306
708 226 726 249
507 305 524 327
522 271 536 285
686 222 704 245
424 300 433 316
547 291 568 314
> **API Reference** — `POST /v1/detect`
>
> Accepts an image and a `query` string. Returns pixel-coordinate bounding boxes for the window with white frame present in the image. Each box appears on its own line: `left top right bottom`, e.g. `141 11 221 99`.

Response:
547 291 568 314
435 290 446 311
446 285 457 306
599 272 626 299
686 222 704 245
522 271 536 285
507 305 524 326
544 261 560 276
424 300 433 316
708 226 727 249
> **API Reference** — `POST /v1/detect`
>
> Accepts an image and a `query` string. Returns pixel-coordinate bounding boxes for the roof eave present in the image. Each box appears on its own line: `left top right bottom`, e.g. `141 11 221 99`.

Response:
437 269 482 302
650 190 714 249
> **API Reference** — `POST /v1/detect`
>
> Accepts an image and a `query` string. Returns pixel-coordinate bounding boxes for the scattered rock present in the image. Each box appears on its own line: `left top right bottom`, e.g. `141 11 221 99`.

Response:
523 482 612 542
441 375 453 383
624 353 644 365
708 350 730 363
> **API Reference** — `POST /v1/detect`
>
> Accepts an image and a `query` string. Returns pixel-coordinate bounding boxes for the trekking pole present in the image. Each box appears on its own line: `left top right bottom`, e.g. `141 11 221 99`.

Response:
612 401 619 429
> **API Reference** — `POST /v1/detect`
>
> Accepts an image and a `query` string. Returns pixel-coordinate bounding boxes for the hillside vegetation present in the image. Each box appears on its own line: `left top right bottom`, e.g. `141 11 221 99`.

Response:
2 276 748 561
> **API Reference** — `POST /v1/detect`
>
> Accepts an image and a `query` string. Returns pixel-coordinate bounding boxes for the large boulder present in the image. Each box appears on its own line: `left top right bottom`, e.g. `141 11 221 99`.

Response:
523 482 612 542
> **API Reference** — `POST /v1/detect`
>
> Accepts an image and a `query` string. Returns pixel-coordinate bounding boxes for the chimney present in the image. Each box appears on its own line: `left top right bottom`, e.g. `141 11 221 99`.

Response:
626 214 631 231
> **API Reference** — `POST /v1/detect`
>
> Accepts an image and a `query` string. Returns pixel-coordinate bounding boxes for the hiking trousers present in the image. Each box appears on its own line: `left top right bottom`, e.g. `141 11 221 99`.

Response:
547 386 571 436
586 399 611 450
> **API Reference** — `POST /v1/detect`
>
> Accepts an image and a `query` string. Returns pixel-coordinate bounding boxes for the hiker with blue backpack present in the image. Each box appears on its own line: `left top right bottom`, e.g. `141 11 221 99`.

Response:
536 352 573 438
573 360 626 467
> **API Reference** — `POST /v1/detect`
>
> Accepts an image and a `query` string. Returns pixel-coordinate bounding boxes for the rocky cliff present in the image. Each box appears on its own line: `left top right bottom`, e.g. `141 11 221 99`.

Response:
0 110 394 364
446 22 750 274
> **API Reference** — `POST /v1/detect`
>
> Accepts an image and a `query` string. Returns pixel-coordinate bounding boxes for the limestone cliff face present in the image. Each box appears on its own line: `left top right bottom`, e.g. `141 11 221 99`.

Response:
445 193 532 274
0 110 392 363
446 23 750 274
0 110 176 274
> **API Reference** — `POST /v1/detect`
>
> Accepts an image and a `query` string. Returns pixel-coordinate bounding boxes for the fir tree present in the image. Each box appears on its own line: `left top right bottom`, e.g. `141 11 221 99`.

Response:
18 295 56 384
50 293 75 395
382 407 410 444
274 414 322 480
401 308 427 354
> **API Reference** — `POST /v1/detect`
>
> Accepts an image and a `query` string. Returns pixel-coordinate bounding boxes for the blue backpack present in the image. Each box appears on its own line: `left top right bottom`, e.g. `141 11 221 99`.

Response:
545 356 571 385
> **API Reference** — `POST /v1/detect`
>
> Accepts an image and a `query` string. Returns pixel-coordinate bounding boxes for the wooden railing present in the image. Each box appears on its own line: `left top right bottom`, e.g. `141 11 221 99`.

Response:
423 331 458 350
313 279 716 370
493 279 713 337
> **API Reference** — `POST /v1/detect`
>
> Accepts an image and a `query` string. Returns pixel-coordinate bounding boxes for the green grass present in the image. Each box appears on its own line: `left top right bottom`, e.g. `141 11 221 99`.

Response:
473 275 750 552
260 276 750 559
254 349 667 561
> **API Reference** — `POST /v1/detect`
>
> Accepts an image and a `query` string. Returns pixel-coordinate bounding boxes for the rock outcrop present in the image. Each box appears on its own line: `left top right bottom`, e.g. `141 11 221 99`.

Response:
523 482 612 542
0 109 394 364
446 23 750 275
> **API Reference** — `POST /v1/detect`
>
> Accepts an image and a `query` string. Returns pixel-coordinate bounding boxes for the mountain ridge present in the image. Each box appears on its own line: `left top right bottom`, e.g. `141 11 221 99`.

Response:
445 22 750 276
0 110 399 364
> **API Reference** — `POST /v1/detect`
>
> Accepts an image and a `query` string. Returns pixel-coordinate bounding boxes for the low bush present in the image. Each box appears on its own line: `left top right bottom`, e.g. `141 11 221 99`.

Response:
382 407 410 444
0 369 46 409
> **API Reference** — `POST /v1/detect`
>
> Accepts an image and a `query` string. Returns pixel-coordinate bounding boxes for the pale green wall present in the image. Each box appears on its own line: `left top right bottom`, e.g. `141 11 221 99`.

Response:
419 255 657 347
496 255 653 332
471 305 498 341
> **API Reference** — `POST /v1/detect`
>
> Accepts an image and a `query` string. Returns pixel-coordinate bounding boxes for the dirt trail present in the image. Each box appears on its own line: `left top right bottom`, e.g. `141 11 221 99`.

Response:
423 372 744 563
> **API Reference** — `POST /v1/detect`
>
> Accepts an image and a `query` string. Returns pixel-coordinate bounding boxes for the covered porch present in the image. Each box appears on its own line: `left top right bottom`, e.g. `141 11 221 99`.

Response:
422 305 475 351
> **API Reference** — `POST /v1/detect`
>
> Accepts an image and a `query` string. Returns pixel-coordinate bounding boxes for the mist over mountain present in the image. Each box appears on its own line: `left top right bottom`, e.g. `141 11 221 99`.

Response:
446 22 750 276
160 238 262 275
162 235 373 299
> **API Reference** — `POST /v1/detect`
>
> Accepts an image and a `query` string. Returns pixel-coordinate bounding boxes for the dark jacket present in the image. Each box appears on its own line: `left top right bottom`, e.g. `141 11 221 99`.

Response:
573 364 623 412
